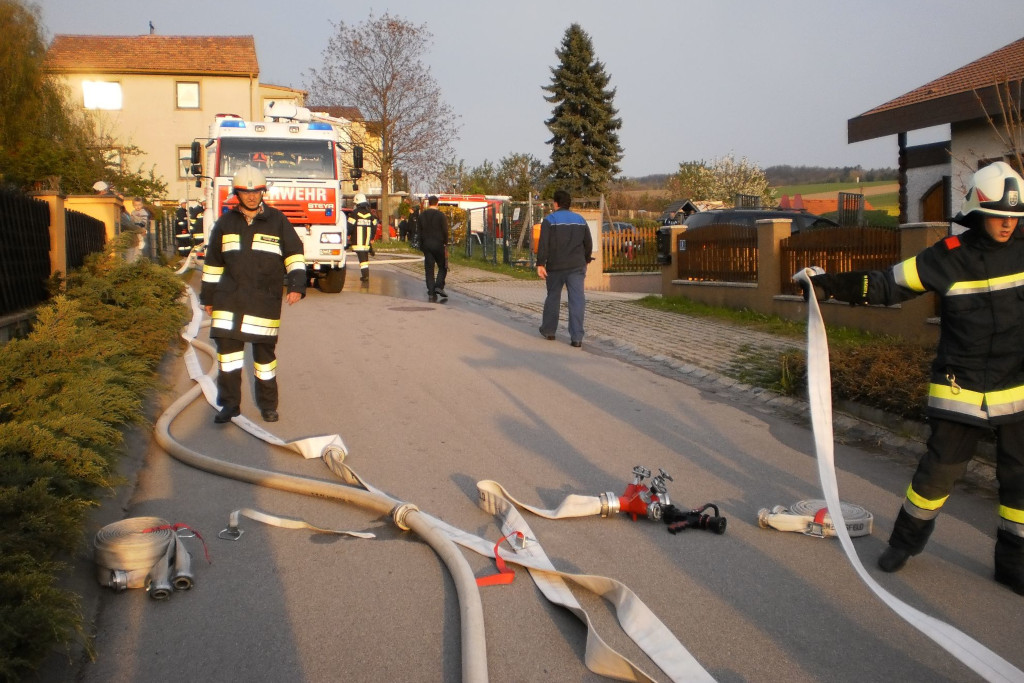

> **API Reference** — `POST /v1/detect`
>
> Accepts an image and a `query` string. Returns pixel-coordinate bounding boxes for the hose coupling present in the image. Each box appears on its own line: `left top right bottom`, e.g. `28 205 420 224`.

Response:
392 503 420 531
599 492 620 518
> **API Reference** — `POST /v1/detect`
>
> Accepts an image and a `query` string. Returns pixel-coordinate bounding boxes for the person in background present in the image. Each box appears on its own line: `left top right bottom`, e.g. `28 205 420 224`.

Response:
536 189 593 348
130 197 150 228
347 193 378 282
418 195 449 300
803 160 1024 594
200 166 306 425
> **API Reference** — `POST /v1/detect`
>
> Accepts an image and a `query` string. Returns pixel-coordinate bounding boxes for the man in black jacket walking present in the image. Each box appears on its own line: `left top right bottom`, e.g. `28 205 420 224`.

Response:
418 195 449 300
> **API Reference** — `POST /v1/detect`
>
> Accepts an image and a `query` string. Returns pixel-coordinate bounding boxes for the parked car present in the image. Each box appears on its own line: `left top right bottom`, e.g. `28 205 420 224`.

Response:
682 208 839 234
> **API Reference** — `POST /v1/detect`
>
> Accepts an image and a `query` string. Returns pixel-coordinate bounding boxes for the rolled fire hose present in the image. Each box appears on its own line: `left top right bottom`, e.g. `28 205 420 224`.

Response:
758 499 873 538
93 517 194 599
158 284 712 681
794 268 1024 683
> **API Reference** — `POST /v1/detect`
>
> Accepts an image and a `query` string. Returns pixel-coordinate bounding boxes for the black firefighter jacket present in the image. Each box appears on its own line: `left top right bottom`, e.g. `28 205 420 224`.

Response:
200 204 306 344
862 227 1024 426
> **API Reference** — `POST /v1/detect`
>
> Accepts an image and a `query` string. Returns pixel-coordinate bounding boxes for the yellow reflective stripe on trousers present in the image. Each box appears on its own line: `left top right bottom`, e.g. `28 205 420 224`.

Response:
999 505 1024 525
218 350 245 373
254 360 277 380
905 484 948 511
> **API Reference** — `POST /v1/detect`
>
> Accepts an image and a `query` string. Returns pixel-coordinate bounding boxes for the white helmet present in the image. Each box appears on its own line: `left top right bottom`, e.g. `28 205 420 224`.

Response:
353 193 367 205
178 197 188 205
232 165 267 193
957 161 1024 221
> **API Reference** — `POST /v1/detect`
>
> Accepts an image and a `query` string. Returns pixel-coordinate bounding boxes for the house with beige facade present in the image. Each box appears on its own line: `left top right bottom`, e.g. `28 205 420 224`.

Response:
848 36 1024 224
44 34 384 208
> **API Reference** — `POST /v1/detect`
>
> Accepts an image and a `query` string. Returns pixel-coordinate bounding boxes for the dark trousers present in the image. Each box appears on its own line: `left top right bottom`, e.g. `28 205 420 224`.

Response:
214 337 278 412
422 241 447 295
540 266 586 342
890 417 1024 558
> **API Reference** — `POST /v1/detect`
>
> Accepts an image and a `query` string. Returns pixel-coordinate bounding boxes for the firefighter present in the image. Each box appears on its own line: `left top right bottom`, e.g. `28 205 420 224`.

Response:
805 161 1024 593
200 166 306 424
347 193 378 282
174 198 192 256
190 198 206 248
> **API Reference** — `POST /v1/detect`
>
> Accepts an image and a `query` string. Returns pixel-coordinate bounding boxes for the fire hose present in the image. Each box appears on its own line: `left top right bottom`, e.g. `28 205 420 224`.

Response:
793 268 1024 683
147 285 714 682
758 499 873 538
93 517 204 599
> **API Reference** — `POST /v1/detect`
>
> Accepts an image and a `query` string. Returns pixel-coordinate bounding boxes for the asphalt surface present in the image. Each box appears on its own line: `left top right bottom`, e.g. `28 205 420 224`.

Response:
34 256 1014 683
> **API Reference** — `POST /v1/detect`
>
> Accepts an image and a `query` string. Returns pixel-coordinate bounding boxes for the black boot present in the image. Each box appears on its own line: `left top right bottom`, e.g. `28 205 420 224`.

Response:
879 507 936 572
995 529 1024 595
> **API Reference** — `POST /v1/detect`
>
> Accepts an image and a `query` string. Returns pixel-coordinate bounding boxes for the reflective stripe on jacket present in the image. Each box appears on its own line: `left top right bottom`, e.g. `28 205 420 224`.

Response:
868 228 1024 425
200 204 306 344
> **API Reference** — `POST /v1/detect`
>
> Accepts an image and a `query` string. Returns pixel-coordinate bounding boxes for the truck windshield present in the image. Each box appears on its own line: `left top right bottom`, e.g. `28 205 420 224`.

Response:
219 139 336 180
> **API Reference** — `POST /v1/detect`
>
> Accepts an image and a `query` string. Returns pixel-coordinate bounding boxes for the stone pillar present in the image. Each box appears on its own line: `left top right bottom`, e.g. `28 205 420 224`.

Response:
64 194 124 243
755 218 792 308
28 192 68 278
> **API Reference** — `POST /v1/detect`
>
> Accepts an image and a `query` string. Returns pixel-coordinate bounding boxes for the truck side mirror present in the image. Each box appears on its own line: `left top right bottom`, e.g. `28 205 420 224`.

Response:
190 141 203 174
351 145 363 179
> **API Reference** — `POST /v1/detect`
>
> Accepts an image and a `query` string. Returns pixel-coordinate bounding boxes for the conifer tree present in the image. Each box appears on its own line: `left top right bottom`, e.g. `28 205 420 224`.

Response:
543 24 623 198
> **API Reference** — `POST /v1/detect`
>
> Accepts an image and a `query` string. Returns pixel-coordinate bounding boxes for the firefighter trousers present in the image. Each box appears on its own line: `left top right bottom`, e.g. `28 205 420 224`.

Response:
890 417 1024 567
214 337 279 412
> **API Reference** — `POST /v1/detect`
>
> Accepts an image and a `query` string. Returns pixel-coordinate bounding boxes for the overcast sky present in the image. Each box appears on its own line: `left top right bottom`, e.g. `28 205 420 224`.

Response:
36 0 1024 177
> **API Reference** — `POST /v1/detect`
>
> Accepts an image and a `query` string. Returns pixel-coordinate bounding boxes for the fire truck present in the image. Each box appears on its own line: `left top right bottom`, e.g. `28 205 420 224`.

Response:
189 103 362 293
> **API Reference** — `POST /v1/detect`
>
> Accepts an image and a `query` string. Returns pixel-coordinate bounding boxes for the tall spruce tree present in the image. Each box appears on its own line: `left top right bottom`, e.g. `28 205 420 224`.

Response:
543 24 622 198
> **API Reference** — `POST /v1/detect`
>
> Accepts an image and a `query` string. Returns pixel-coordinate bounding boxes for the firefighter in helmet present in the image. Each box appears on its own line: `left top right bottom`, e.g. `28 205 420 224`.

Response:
347 193 378 282
174 197 192 256
200 165 306 424
804 160 1024 593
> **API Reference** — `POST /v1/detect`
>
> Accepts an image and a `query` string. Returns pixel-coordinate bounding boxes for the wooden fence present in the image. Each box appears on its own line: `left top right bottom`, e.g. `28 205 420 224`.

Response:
602 225 660 273
778 226 901 295
674 224 758 282
0 189 52 317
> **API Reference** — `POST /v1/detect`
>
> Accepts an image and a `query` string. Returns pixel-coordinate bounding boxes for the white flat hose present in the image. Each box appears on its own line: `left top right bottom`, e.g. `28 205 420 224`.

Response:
160 283 712 681
794 268 1024 683
156 289 489 683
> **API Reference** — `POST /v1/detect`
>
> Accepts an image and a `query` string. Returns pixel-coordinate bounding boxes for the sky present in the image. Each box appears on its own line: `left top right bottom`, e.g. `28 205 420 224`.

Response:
35 0 1024 178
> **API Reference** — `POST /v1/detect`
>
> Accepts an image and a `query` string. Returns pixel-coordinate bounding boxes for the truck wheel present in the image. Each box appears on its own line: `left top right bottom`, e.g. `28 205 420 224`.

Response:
320 267 346 293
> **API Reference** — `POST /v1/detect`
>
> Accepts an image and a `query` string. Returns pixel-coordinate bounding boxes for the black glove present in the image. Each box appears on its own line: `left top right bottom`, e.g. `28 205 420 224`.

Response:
830 271 870 306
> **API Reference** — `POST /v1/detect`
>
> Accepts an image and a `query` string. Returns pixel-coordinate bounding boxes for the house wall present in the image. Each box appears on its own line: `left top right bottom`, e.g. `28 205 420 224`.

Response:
950 119 1010 197
906 165 947 223
57 72 259 202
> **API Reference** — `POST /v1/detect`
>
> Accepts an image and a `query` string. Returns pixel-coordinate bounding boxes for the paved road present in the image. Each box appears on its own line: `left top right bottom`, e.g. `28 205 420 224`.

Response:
40 262 1019 683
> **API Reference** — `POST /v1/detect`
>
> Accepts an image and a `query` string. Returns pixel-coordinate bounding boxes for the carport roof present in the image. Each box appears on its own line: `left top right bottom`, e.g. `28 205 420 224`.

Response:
848 36 1024 143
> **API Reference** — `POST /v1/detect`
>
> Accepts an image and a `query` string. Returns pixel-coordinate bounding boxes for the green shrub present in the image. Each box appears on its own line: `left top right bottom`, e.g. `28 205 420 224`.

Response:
0 242 187 681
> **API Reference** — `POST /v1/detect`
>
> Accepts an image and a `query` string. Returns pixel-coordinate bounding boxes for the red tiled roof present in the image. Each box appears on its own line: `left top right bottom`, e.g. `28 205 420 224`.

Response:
45 35 259 77
858 36 1024 117
309 105 364 121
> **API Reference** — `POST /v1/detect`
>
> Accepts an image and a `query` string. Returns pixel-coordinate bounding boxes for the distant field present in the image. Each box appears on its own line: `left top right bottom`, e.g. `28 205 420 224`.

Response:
772 180 895 197
773 180 899 214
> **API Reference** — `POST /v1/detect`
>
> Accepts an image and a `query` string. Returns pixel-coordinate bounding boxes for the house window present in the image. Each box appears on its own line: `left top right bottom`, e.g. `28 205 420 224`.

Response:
82 81 122 110
177 146 194 179
176 81 200 109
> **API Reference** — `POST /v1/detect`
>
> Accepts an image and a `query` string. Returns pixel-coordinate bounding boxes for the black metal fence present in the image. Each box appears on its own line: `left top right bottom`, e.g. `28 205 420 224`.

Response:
64 208 106 271
0 189 53 317
0 189 109 318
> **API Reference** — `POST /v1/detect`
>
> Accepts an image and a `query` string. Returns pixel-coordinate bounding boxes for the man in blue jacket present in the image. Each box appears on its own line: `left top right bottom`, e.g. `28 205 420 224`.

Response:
536 189 593 348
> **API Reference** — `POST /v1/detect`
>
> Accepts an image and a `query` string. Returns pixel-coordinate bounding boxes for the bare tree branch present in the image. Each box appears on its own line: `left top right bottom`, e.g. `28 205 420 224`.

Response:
305 12 460 226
